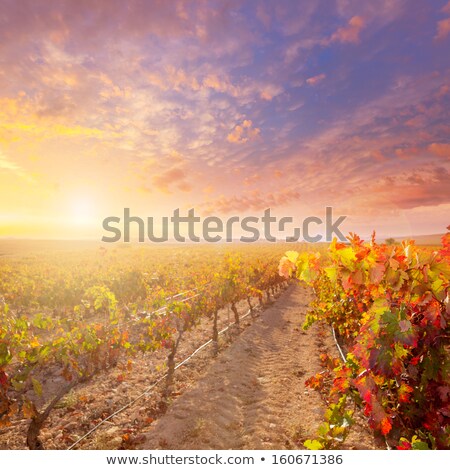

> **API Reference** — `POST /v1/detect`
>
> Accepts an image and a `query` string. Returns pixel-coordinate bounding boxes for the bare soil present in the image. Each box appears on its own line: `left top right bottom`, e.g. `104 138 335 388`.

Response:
1 283 383 450
138 284 382 450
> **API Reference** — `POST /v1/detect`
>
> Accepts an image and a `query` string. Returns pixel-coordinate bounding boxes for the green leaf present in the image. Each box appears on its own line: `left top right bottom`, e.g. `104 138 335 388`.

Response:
32 378 43 397
411 436 429 450
431 279 444 297
11 378 26 391
430 261 450 279
0 343 13 367
39 345 51 359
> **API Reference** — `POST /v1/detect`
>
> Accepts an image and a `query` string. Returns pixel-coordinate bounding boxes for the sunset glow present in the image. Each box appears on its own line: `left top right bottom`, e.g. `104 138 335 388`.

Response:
1 1 449 239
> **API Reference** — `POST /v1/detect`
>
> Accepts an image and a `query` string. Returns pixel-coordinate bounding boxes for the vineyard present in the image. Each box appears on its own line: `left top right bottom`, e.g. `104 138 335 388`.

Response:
0 243 294 449
279 228 450 450
1 232 449 451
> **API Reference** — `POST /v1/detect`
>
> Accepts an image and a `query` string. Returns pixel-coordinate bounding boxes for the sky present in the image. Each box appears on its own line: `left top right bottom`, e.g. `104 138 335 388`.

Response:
0 0 449 240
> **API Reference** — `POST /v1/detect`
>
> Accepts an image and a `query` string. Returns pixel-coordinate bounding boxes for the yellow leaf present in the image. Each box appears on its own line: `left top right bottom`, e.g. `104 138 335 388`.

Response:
304 439 324 450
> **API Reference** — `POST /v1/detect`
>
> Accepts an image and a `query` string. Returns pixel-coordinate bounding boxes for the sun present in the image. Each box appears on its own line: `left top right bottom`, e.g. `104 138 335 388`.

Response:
70 196 97 226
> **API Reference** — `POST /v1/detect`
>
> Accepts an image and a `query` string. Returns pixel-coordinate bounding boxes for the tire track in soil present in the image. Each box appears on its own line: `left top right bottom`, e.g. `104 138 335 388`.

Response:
140 283 382 450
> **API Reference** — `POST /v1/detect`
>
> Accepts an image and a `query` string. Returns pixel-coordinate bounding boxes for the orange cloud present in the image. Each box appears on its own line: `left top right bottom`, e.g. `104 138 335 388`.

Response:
435 17 450 40
306 73 326 86
202 74 239 96
148 66 202 92
428 142 450 160
227 120 260 144
259 84 283 101
394 147 421 159
444 1 450 14
200 188 301 214
147 68 280 103
243 173 261 186
437 84 450 97
138 151 194 194
203 185 214 194
435 1 450 39
147 67 244 97
331 16 365 44
366 167 450 210
0 96 106 143
371 150 386 162
151 167 192 194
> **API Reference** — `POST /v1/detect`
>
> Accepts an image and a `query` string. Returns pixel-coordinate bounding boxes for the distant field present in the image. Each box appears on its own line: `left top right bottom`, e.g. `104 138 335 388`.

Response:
0 239 105 257
382 233 445 246
0 233 444 257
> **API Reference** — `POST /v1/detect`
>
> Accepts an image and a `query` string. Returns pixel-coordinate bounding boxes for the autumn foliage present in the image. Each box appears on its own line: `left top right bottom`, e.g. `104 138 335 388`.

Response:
0 246 286 449
280 228 450 449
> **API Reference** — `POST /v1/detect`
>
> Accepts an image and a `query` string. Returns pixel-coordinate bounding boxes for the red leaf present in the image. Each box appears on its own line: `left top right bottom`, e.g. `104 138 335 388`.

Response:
380 417 392 435
398 383 413 403
397 441 412 450
0 370 8 387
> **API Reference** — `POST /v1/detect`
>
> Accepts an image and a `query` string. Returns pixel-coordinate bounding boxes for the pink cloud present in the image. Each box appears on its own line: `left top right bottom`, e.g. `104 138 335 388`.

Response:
435 17 450 40
151 167 192 194
256 3 271 29
394 147 421 159
444 1 450 15
200 187 301 214
306 73 326 86
370 150 386 162
428 143 450 160
331 16 365 44
227 120 261 144
243 173 261 186
435 1 450 40
366 167 450 210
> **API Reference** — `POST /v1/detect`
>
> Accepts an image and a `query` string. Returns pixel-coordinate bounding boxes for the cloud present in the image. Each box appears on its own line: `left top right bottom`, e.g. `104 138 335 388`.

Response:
138 152 194 195
256 3 271 29
149 166 193 194
200 187 301 214
394 146 421 159
331 16 365 44
0 150 33 181
227 120 261 144
435 1 450 40
243 173 261 186
202 73 239 96
444 1 450 15
428 143 450 160
366 167 450 210
371 150 386 162
306 73 326 85
259 83 284 101
0 150 21 172
147 67 282 105
148 67 203 93
0 1 448 238
436 17 450 40
334 0 404 27
0 96 106 142
202 184 214 194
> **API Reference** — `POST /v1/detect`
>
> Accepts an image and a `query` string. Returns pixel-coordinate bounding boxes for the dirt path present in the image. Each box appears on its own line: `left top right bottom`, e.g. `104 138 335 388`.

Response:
140 284 381 450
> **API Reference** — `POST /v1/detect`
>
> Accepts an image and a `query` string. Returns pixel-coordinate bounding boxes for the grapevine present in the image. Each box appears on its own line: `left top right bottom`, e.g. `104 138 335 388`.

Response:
280 228 450 449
